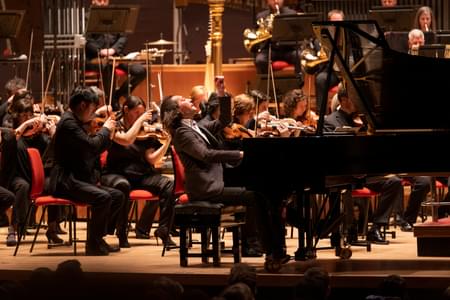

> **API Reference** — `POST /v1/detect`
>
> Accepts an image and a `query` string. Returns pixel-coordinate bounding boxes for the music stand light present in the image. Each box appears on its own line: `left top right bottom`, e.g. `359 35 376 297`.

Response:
86 5 139 34
0 10 25 38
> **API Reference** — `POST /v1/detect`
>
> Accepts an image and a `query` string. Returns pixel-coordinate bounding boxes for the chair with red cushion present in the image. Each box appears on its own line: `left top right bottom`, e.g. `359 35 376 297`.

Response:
100 151 159 238
352 187 395 241
14 148 79 256
170 146 245 267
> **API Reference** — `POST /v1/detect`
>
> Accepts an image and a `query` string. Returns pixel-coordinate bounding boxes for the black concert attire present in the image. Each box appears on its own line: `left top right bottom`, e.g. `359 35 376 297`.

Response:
0 129 16 225
254 6 302 75
10 133 52 229
102 121 175 240
170 96 286 259
49 111 126 252
324 109 407 242
85 33 146 111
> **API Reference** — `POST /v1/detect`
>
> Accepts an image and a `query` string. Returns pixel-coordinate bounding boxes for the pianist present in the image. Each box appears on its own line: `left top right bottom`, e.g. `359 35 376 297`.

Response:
161 92 290 267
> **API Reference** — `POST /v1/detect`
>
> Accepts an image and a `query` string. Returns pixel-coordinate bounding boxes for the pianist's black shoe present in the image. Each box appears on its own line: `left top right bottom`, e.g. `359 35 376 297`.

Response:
366 226 389 245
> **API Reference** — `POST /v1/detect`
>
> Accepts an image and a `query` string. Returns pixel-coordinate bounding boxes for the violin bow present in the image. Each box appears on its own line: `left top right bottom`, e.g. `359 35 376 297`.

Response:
108 56 117 115
97 51 105 102
42 57 56 114
25 29 34 90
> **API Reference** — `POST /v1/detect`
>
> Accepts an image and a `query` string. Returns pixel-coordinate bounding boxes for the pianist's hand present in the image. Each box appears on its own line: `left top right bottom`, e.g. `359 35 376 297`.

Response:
239 151 244 159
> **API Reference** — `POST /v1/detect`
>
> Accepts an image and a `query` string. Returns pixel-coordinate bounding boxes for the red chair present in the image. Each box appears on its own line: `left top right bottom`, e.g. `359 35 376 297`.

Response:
271 60 294 72
14 148 78 256
352 187 396 240
100 151 159 237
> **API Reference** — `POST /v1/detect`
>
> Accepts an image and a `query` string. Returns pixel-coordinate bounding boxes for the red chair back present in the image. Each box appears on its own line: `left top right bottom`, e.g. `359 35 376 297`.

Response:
100 151 108 169
27 148 45 200
170 145 185 197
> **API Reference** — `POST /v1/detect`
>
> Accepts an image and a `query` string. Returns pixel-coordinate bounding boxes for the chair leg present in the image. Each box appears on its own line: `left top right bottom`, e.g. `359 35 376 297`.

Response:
30 206 47 253
212 226 220 267
232 226 241 264
179 226 188 267
201 227 209 264
127 201 137 237
13 204 35 256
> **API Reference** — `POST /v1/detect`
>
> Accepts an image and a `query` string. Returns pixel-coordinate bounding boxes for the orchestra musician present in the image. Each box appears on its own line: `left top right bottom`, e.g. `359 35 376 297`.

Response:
254 0 302 80
85 0 146 111
323 84 412 243
314 9 344 113
1 77 26 128
408 29 425 54
414 6 436 33
380 0 397 7
0 128 17 246
101 95 176 248
49 86 126 255
6 90 66 246
281 89 317 129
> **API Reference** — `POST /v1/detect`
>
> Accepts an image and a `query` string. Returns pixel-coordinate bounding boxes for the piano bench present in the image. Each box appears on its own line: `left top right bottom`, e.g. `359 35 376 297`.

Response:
414 216 450 256
174 201 246 267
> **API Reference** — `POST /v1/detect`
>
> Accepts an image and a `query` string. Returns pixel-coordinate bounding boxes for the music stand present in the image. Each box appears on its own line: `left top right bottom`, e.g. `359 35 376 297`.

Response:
418 44 447 58
86 5 139 34
267 13 320 114
272 13 320 46
368 6 417 32
0 10 25 38
86 5 140 106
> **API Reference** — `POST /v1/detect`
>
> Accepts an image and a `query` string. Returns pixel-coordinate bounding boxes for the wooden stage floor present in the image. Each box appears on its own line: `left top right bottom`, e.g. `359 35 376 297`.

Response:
1 223 450 299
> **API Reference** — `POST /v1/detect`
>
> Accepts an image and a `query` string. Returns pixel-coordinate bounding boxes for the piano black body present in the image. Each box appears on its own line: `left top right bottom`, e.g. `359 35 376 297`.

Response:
239 21 450 260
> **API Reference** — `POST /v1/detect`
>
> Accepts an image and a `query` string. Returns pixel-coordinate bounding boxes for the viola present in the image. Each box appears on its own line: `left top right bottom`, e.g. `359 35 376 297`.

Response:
223 123 253 139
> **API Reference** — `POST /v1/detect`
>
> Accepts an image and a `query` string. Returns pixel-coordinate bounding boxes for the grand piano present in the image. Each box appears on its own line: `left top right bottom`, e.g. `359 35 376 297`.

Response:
239 21 450 260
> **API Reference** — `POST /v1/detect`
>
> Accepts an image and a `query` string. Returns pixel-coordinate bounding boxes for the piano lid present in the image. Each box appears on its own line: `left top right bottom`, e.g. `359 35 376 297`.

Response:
312 20 450 133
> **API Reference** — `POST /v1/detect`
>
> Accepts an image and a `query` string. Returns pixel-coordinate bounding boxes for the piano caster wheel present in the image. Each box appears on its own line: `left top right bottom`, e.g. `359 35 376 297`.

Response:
338 247 352 259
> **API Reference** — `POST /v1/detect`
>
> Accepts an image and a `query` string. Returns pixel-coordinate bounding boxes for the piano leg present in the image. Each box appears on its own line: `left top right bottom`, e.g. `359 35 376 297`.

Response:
295 190 317 261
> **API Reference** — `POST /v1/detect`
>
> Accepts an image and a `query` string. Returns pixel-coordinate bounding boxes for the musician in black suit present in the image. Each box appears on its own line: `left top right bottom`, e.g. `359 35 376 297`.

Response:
314 9 344 114
254 0 301 77
324 84 414 243
49 86 126 255
0 128 17 246
161 85 288 264
86 0 146 111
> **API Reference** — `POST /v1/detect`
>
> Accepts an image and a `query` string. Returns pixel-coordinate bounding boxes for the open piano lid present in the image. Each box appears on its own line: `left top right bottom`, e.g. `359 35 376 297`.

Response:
312 20 450 133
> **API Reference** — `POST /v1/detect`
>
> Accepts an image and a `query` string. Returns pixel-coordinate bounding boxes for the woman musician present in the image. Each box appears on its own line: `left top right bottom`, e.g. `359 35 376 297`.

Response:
6 90 63 246
101 95 176 248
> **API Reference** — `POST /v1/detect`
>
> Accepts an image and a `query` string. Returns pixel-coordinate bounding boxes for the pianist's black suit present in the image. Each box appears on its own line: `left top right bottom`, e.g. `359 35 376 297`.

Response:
170 96 285 259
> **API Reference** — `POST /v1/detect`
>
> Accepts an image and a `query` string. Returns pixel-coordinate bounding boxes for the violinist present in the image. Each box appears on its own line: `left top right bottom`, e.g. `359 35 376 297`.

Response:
323 85 418 243
102 95 176 248
6 91 63 245
282 89 317 133
1 77 26 127
0 128 17 246
50 86 126 255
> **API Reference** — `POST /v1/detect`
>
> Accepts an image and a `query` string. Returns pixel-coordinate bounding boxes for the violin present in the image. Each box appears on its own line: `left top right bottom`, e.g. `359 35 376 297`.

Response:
223 123 253 139
136 122 169 141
